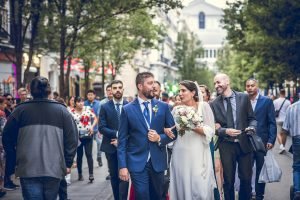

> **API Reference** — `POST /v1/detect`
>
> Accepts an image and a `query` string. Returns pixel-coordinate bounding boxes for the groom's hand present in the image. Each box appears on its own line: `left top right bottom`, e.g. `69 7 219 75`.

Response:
119 168 129 182
148 129 161 142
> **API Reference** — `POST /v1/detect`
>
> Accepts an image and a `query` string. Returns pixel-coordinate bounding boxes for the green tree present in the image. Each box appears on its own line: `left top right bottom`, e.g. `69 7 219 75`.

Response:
175 31 214 89
222 0 300 88
41 0 182 97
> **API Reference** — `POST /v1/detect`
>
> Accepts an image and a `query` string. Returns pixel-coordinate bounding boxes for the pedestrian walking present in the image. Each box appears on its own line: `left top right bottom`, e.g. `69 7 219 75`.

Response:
274 89 291 154
282 100 300 200
99 80 129 200
210 73 257 200
245 78 277 200
2 76 78 200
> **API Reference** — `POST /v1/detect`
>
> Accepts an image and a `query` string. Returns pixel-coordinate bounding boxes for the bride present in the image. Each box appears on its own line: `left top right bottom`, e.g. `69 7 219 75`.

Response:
165 80 217 200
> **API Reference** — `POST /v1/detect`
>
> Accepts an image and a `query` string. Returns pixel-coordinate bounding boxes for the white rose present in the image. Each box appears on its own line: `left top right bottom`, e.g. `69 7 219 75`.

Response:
181 116 188 124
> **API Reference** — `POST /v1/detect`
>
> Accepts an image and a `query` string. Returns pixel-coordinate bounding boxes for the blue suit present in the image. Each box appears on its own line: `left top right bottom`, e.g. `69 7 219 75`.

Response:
254 95 277 145
99 99 129 200
252 94 277 200
118 98 176 200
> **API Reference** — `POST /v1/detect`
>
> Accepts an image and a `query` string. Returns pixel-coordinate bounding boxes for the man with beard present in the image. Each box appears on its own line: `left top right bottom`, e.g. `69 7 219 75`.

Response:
245 78 276 200
210 73 257 200
99 80 129 200
118 72 176 200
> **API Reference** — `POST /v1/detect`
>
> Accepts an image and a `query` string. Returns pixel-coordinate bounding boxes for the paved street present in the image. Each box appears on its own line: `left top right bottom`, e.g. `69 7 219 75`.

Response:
4 138 293 200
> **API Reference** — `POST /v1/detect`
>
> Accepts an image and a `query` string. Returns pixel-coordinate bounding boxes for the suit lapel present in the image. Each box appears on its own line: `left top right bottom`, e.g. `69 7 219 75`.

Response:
132 98 149 130
109 100 118 119
217 96 226 118
235 92 242 128
150 99 158 127
254 95 263 114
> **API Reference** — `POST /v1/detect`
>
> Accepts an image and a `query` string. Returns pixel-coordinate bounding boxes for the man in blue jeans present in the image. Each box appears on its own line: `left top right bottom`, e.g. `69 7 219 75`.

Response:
2 77 78 200
283 100 300 200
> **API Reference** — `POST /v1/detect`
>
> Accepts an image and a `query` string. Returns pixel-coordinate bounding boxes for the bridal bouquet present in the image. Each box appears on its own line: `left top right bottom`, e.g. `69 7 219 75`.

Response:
173 105 203 136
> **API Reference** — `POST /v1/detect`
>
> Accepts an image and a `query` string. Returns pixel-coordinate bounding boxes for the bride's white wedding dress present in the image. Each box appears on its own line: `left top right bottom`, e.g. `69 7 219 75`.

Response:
170 102 217 200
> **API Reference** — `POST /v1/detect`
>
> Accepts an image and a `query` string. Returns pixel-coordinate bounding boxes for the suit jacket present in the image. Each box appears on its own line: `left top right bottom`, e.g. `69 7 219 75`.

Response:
117 98 177 173
210 91 257 153
99 99 128 154
254 95 277 145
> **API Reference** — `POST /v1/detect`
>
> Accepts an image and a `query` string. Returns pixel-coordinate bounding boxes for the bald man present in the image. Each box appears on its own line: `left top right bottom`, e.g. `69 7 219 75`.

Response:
210 73 257 200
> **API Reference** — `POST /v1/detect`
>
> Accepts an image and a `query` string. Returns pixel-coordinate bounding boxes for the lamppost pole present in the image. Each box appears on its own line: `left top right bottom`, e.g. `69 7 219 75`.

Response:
100 31 106 98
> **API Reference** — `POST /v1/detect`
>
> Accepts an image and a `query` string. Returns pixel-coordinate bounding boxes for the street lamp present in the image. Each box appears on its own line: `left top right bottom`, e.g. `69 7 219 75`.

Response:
100 31 107 98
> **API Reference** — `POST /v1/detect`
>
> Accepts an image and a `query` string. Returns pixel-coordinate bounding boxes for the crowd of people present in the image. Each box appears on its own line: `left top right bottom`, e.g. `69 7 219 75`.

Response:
0 72 298 200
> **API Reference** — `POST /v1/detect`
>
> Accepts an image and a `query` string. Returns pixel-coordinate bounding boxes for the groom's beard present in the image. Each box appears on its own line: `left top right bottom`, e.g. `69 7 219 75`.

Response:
142 90 154 99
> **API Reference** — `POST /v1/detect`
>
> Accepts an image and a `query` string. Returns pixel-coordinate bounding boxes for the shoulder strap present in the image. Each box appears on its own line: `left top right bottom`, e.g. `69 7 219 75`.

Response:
278 99 286 112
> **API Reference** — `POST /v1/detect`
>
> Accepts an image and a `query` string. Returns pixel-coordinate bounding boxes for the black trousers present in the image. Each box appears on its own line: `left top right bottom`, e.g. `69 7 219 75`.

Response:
253 151 266 200
219 142 253 200
105 152 128 200
58 178 68 200
77 138 93 175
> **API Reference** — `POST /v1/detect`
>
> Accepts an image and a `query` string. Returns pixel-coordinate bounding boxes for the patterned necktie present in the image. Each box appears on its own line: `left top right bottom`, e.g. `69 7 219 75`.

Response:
115 103 121 122
142 101 150 125
225 97 235 128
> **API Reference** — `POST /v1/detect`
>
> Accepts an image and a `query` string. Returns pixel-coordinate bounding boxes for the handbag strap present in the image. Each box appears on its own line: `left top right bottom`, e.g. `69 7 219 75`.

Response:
278 99 286 112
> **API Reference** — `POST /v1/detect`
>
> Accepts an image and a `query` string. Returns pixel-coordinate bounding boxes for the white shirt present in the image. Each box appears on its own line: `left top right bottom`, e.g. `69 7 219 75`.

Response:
250 93 259 111
138 96 152 128
273 97 291 122
113 98 124 115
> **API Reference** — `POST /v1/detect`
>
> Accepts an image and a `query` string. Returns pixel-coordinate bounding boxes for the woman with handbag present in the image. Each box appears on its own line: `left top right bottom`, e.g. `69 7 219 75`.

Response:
70 96 98 183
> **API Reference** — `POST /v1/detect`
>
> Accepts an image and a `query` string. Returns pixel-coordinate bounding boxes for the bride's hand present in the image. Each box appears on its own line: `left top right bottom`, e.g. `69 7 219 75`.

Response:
164 126 176 139
192 126 204 135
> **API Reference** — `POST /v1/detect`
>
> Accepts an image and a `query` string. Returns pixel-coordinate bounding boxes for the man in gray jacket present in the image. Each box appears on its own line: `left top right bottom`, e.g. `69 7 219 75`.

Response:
2 76 78 200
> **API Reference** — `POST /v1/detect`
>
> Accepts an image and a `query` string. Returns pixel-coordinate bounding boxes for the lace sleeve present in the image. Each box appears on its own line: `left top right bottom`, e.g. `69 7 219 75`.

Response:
201 102 215 144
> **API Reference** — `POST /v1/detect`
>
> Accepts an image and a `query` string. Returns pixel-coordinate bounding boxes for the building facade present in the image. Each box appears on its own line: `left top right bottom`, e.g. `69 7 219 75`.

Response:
181 0 226 71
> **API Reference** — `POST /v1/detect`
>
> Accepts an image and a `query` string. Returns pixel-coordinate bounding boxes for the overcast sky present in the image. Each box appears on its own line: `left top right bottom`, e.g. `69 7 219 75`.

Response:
182 0 236 8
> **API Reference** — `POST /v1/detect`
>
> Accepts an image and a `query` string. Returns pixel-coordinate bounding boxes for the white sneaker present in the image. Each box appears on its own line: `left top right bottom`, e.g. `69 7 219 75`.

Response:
279 144 285 154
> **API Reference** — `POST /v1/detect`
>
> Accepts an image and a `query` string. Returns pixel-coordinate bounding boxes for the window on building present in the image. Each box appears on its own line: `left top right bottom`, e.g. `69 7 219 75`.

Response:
213 50 217 58
205 50 208 58
210 50 212 58
198 12 205 29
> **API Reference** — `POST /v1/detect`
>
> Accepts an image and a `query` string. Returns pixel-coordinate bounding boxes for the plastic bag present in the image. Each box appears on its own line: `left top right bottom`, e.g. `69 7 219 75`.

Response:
258 151 282 183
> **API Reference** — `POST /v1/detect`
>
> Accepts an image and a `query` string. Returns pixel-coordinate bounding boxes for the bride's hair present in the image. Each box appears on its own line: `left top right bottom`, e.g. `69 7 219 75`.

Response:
179 80 199 102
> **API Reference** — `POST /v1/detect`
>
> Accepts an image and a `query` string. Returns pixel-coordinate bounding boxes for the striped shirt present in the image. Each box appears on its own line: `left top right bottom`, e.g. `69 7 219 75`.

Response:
283 101 300 137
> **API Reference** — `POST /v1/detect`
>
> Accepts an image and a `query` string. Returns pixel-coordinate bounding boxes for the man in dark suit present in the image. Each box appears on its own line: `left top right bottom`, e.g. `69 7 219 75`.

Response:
99 80 129 200
210 73 257 200
118 72 176 200
246 78 276 200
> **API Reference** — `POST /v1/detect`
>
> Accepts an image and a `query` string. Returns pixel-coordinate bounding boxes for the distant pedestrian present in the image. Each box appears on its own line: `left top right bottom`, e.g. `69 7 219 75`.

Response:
0 96 7 198
71 96 97 183
274 89 291 153
17 87 28 103
2 76 78 200
282 100 300 200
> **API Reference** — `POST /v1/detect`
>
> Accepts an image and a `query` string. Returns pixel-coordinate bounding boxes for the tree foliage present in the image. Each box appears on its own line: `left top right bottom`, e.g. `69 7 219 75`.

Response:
221 0 300 89
175 31 214 89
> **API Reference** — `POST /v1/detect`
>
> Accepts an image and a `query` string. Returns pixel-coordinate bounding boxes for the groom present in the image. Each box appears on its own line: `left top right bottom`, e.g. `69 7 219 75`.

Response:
118 72 177 200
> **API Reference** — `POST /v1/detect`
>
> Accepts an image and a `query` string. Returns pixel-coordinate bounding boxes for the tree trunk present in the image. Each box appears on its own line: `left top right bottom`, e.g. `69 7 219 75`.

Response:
84 58 90 92
58 0 67 98
23 0 42 86
65 56 72 97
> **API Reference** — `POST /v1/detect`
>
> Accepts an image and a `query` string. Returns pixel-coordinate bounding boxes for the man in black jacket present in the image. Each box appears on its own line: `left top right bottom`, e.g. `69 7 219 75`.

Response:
210 73 257 200
99 80 129 200
2 76 78 199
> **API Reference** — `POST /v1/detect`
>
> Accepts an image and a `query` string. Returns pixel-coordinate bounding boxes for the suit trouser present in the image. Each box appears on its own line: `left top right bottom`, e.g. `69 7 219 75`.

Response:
105 152 128 200
253 151 266 200
130 160 164 200
220 142 253 200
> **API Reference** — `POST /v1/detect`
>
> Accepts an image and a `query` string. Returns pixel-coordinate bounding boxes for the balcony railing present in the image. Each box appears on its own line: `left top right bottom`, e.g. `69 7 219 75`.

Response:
0 7 9 38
